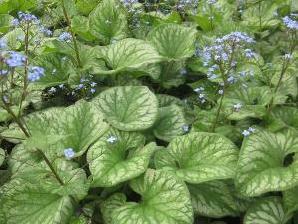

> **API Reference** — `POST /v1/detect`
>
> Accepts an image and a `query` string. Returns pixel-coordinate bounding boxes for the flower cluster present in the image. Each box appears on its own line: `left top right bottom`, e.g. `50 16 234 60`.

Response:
11 12 40 27
177 0 199 14
283 15 298 30
28 66 45 81
194 87 207 104
242 127 256 137
4 51 27 68
58 32 72 42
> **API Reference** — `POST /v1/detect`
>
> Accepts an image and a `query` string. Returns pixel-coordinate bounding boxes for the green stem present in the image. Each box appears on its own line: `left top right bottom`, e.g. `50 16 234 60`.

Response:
61 0 82 68
1 99 64 185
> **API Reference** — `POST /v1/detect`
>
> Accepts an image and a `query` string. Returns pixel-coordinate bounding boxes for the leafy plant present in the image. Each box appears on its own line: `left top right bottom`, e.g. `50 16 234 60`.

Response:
0 0 297 223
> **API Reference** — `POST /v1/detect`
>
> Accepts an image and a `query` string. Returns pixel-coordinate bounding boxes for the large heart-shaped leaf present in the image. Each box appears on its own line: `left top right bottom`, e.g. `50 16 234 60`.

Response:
147 23 197 60
236 130 298 197
94 86 158 131
89 0 127 44
0 167 88 224
153 105 187 142
223 86 276 120
12 101 108 156
94 38 162 75
244 197 292 224
101 169 194 224
155 132 239 184
87 129 156 187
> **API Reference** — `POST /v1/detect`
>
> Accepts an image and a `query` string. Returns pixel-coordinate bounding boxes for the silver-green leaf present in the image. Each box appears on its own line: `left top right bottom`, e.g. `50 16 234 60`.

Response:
94 86 158 131
155 132 239 184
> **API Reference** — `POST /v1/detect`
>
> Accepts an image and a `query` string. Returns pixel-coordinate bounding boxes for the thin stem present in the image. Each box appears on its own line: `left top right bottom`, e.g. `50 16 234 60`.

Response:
1 99 64 185
210 64 226 132
61 0 82 68
37 149 65 185
18 23 30 118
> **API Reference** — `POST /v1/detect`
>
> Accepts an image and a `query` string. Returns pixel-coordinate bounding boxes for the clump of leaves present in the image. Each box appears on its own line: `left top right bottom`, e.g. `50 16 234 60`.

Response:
0 0 297 224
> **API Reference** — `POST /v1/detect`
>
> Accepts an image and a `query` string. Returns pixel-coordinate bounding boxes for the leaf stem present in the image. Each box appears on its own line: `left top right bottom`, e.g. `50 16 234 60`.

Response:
61 0 82 68
1 99 64 185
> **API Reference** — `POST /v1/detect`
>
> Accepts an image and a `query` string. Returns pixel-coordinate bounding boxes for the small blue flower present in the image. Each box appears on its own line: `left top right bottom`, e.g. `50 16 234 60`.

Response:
28 66 45 81
58 32 72 42
90 82 97 87
107 135 117 144
48 87 56 94
76 84 84 90
242 130 250 137
182 124 190 133
233 103 242 112
64 148 75 160
0 70 8 76
90 88 96 94
248 127 256 133
5 51 26 67
11 18 20 27
0 39 7 49
283 16 298 30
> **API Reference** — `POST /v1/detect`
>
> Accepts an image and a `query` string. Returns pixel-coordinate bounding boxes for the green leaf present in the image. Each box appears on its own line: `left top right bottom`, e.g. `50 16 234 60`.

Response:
101 169 194 224
188 180 240 218
89 0 128 44
87 129 156 187
244 197 292 224
0 14 13 34
76 0 99 15
94 86 158 131
0 148 5 166
147 23 197 60
223 86 273 120
269 106 298 131
284 186 298 214
0 167 88 224
33 53 71 89
155 132 239 184
236 129 298 197
72 16 96 41
22 101 108 156
94 38 162 75
153 105 186 142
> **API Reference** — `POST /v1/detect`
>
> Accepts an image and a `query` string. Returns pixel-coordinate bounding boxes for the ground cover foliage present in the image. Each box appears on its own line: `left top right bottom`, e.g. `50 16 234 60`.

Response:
0 0 297 223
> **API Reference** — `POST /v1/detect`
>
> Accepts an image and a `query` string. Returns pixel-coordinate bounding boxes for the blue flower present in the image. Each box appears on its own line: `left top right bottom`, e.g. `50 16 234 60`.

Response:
48 87 56 94
11 18 20 27
182 124 190 133
28 66 45 81
107 135 117 144
5 51 26 68
283 16 298 30
0 70 8 76
58 32 72 42
233 103 242 112
90 88 96 94
64 148 75 160
0 39 7 49
242 130 250 137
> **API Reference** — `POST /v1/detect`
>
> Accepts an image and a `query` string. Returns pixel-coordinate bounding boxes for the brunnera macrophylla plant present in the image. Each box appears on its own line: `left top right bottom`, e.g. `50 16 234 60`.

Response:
0 0 297 223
